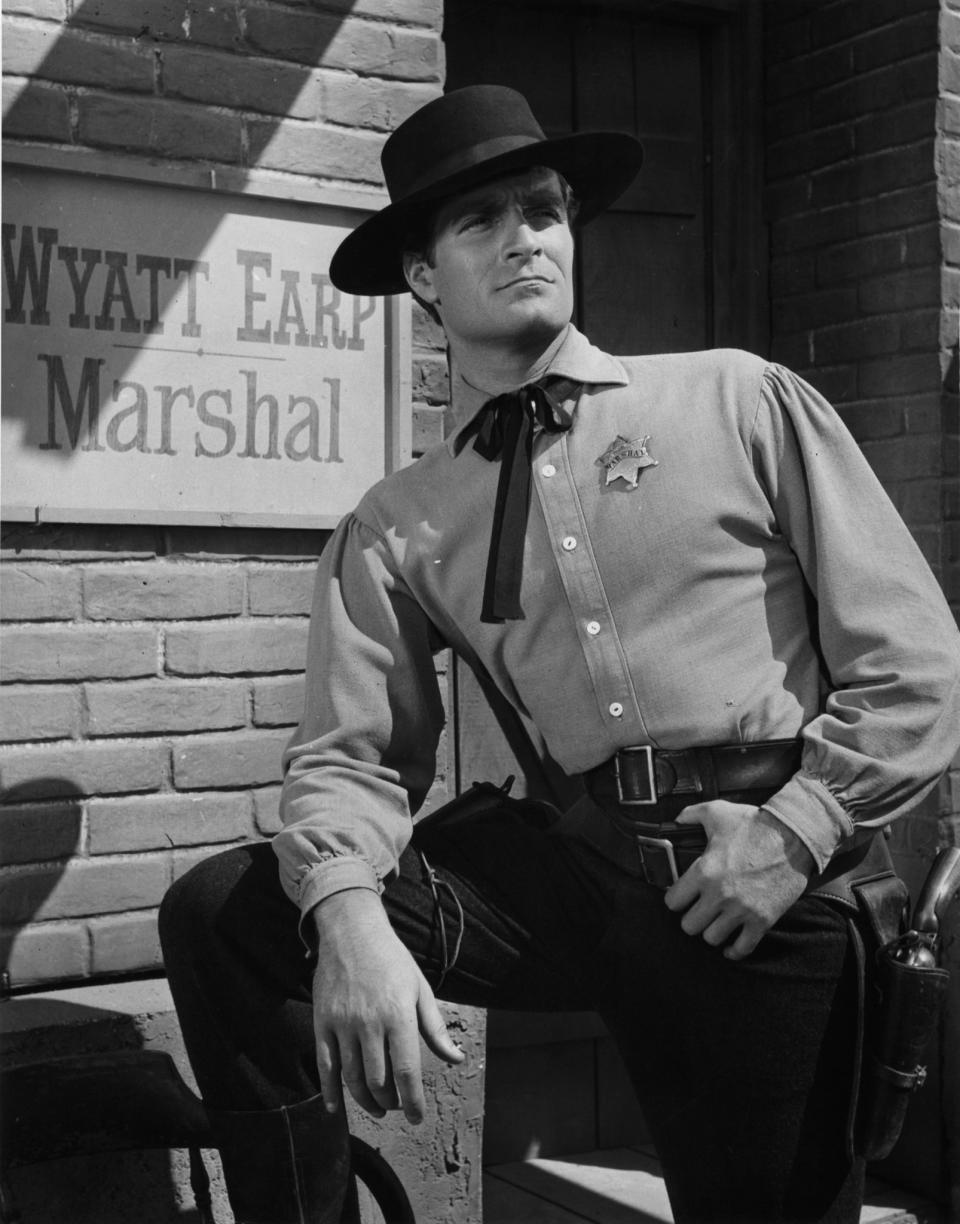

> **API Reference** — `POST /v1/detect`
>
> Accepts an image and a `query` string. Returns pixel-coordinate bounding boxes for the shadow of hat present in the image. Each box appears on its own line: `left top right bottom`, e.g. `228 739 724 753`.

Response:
329 85 644 297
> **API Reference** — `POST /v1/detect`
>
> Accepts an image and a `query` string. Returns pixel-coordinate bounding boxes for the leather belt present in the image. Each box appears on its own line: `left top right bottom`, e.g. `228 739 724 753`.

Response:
584 739 803 812
568 739 894 897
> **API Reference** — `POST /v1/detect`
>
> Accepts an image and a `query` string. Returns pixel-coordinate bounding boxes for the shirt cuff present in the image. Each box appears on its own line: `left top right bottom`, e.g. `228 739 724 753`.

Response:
297 854 382 915
760 772 855 873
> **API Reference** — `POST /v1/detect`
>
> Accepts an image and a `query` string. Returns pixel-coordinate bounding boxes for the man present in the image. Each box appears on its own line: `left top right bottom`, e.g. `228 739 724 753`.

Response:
160 86 960 1224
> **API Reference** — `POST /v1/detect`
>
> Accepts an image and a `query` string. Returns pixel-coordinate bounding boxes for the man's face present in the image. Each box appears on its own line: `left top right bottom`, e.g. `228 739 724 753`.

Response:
404 167 575 350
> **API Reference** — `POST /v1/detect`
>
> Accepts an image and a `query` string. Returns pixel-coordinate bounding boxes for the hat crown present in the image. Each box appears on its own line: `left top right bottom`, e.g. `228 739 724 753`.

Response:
381 86 547 204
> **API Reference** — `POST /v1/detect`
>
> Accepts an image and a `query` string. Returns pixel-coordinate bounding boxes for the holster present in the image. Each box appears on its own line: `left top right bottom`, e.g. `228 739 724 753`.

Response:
849 870 950 1162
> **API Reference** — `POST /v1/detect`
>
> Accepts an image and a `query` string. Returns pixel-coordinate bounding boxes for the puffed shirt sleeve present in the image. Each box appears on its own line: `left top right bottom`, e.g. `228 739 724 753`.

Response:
753 365 960 871
273 511 446 920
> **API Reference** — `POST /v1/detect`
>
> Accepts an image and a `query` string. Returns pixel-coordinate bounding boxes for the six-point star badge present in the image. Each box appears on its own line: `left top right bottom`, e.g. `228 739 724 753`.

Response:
596 435 659 488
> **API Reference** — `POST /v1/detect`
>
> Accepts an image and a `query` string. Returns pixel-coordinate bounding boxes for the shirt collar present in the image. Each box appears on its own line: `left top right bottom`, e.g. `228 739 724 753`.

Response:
445 324 629 455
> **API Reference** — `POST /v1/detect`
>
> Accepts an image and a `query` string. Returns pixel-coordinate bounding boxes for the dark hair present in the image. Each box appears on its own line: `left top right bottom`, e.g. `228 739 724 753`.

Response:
401 170 579 323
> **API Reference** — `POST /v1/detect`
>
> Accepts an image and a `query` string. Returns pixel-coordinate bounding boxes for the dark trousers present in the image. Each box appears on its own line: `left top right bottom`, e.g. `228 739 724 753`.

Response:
159 803 866 1224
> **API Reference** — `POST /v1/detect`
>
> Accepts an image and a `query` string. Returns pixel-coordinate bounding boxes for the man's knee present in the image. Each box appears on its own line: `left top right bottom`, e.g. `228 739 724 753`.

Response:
159 843 273 956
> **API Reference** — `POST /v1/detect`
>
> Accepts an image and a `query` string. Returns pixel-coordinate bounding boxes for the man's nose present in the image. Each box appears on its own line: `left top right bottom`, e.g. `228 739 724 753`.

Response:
503 214 542 259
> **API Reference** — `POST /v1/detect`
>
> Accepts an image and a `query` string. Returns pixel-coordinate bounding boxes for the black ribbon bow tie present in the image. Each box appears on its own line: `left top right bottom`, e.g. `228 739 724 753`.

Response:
459 384 570 624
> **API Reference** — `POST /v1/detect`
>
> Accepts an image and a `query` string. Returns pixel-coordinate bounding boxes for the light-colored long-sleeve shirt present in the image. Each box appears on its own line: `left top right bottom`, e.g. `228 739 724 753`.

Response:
276 324 960 921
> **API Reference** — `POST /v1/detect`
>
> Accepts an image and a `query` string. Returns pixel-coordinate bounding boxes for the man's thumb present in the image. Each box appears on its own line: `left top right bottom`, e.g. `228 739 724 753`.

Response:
417 974 465 1065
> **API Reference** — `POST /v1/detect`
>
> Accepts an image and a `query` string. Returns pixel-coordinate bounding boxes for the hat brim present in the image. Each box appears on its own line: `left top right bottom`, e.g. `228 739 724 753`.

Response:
329 130 643 297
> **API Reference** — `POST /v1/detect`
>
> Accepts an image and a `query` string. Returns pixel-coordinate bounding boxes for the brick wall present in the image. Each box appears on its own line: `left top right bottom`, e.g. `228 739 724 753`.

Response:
764 1 959 1205
764 0 959 855
1 0 445 991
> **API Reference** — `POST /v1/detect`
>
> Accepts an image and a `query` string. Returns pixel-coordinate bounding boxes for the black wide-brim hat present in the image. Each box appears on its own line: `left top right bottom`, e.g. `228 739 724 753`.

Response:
329 85 644 297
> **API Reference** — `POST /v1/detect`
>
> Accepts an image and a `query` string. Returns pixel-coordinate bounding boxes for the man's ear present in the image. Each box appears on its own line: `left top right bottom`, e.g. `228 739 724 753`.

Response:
402 252 439 305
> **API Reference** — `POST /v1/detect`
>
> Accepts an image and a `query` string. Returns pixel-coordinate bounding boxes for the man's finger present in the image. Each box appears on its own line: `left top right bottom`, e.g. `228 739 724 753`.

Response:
386 1012 427 1125
724 920 766 961
314 1028 343 1116
340 1038 386 1118
416 967 465 1066
664 864 701 913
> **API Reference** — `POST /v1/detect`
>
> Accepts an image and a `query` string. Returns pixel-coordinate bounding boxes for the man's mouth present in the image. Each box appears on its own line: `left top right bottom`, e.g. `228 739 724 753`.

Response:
500 275 553 290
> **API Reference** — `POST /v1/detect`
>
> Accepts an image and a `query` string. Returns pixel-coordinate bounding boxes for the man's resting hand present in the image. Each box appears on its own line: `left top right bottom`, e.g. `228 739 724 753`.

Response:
311 890 464 1124
663 803 816 960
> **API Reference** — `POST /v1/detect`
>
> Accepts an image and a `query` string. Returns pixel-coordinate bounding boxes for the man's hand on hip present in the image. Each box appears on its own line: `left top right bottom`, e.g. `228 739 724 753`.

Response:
311 889 464 1125
663 802 816 961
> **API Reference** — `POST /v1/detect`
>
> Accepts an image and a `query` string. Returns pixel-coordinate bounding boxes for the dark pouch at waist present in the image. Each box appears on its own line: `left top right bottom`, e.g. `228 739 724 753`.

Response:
412 777 560 847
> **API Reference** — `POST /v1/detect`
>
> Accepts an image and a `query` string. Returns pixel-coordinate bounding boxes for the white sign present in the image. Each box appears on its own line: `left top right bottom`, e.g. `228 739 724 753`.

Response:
2 160 406 527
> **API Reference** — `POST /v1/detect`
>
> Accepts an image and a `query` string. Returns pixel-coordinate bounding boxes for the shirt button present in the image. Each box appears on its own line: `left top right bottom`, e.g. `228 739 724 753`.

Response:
562 535 577 551
586 620 601 636
542 463 556 478
609 702 624 717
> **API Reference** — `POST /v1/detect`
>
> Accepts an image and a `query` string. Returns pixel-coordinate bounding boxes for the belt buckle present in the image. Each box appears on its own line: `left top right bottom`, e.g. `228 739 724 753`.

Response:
634 834 680 885
614 745 658 805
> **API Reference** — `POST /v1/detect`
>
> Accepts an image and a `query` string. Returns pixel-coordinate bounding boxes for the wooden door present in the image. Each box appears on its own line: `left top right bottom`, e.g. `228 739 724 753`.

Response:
443 0 764 798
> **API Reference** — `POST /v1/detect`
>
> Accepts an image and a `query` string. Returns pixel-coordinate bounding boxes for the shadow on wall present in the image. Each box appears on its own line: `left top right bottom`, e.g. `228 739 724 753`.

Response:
0 779 222 1222
2 0 370 455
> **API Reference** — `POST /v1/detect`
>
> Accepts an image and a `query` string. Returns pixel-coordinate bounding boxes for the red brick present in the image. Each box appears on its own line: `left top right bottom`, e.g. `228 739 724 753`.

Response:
0 802 83 866
172 728 289 788
0 624 158 682
855 98 936 156
835 401 903 444
859 267 940 315
810 140 935 211
900 308 941 352
87 791 252 853
858 355 942 400
164 620 308 675
765 41 853 104
90 910 162 975
772 286 858 335
253 785 281 835
318 74 439 131
72 0 242 49
281 0 443 25
244 9 440 81
412 302 446 351
946 11 960 54
161 44 320 118
770 203 857 254
252 676 304 726
791 363 858 405
815 224 938 286
851 11 939 73
764 10 812 66
0 685 82 742
809 0 935 47
944 224 960 267
78 92 243 161
412 355 450 405
811 54 939 127
0 740 167 798
0 522 160 562
861 431 944 482
3 0 67 17
813 316 900 365
247 116 383 183
172 842 240 881
162 526 322 561
85 678 247 735
856 182 938 235
765 94 812 144
1 76 71 140
770 252 816 298
412 405 445 454
0 856 169 923
0 921 87 988
83 562 243 620
247 566 315 616
2 19 154 91
766 124 854 181
942 139 960 193
942 47 960 95
898 479 949 526
0 564 82 621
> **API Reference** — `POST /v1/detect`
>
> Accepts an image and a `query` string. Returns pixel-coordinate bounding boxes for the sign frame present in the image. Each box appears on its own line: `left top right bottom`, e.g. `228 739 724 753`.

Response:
1 141 412 530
